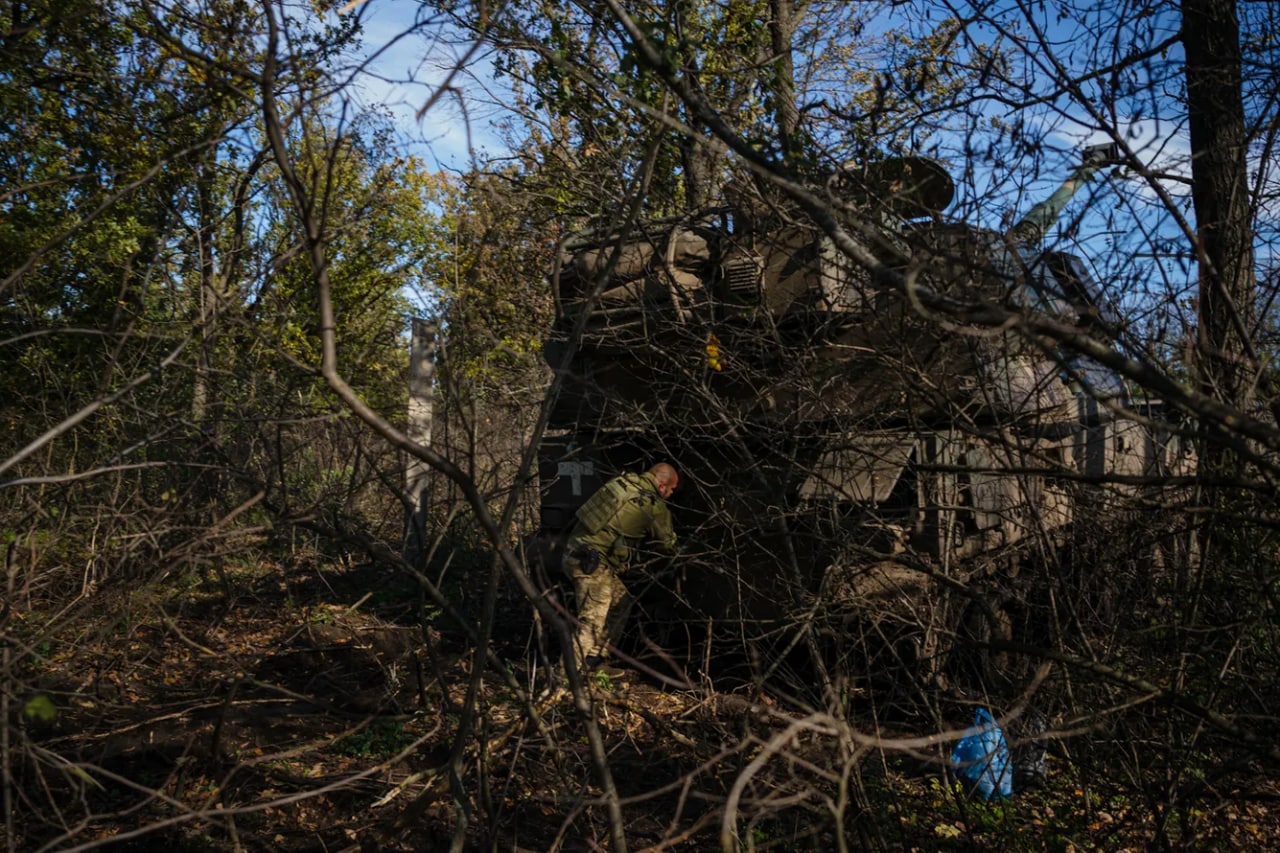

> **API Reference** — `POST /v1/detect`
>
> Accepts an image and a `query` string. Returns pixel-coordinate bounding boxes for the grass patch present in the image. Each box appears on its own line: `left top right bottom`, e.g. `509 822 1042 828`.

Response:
330 720 416 759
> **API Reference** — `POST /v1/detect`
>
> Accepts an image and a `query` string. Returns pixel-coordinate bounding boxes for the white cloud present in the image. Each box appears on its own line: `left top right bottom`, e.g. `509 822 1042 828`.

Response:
1052 115 1194 197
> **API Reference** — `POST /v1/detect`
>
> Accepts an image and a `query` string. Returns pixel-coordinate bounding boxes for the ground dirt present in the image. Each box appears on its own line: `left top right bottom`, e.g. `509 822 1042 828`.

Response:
9 558 1280 851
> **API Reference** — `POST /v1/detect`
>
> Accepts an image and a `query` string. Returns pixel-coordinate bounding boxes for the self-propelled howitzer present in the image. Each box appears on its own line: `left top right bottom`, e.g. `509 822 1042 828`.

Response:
538 145 1185 649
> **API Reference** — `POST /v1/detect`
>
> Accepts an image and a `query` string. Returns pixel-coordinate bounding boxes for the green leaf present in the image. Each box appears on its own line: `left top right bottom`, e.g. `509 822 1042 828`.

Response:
23 694 58 724
65 764 105 790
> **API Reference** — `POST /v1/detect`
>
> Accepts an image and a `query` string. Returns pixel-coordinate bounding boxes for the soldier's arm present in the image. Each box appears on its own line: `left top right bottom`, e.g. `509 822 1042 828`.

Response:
649 501 677 553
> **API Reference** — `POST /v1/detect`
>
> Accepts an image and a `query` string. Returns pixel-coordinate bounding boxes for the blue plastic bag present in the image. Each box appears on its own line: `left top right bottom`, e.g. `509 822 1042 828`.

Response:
950 708 1013 799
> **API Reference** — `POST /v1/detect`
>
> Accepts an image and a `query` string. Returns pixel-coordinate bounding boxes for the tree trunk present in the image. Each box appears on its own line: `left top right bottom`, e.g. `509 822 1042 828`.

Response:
768 0 801 161
1181 0 1257 614
1182 0 1257 428
405 317 438 568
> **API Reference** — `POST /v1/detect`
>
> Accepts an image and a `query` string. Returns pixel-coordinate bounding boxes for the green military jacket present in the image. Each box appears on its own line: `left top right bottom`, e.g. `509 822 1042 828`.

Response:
568 471 676 570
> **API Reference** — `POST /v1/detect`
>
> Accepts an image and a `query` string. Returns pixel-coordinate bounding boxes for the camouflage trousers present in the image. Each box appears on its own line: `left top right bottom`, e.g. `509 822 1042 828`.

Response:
562 549 632 663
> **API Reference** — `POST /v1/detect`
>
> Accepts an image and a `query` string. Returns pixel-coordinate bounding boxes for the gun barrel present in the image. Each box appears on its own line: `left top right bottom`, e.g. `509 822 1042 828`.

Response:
1006 143 1118 245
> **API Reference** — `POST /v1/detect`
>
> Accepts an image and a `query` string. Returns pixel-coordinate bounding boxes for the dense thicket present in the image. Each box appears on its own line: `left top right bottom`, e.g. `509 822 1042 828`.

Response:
3 0 1280 850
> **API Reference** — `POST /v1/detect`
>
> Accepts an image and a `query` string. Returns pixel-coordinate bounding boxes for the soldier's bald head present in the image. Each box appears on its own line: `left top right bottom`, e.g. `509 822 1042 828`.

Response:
649 462 678 497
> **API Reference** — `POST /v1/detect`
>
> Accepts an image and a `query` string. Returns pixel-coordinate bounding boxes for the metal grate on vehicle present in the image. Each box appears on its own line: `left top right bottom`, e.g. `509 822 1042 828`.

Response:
720 252 763 301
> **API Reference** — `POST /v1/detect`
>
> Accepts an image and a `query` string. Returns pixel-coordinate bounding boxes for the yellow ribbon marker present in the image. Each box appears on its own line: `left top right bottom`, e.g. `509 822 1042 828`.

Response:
706 334 723 372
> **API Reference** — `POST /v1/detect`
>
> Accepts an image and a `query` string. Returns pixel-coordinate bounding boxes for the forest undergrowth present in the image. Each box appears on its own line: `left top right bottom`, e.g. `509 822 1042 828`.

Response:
8 554 1280 852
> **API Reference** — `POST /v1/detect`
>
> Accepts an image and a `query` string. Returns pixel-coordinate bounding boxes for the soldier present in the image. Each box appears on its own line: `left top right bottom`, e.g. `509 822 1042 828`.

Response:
562 462 679 672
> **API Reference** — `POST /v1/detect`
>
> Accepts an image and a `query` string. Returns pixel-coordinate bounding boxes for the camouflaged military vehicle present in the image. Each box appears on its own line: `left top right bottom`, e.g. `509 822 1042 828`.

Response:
537 145 1189 670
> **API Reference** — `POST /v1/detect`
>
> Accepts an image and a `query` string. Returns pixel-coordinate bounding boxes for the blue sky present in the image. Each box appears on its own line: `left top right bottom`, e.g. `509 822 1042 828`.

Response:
333 0 1267 324
335 0 504 170
338 0 1195 220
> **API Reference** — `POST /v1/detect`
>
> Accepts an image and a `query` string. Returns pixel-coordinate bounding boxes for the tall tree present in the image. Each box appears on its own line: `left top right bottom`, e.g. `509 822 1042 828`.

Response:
1182 0 1259 438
